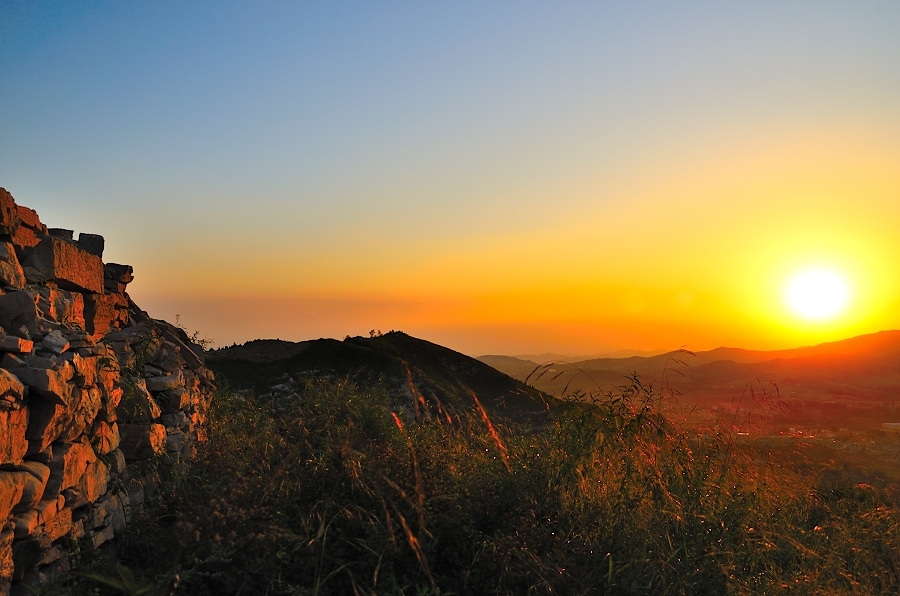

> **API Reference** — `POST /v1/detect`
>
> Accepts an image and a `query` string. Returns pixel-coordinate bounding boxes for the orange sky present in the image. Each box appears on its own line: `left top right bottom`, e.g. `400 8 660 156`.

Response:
3 4 899 355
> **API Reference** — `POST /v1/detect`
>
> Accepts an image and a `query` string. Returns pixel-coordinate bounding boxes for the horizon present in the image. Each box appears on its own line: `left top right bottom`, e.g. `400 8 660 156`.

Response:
2 2 899 356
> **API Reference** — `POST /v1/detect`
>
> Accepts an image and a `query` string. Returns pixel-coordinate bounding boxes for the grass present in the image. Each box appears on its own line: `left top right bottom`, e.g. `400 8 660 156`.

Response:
75 375 900 595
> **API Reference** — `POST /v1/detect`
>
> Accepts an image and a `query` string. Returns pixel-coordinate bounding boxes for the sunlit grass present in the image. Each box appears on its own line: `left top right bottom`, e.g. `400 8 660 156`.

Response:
79 377 900 595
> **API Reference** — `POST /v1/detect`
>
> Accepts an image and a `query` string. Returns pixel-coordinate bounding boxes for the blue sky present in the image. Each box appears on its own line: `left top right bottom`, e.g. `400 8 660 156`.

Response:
2 2 899 354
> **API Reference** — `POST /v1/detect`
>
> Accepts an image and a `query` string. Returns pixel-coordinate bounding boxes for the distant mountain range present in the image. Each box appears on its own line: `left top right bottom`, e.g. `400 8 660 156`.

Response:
206 332 554 426
479 330 900 430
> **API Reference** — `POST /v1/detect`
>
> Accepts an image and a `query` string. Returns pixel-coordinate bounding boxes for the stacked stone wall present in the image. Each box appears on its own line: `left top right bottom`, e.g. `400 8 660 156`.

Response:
0 189 215 594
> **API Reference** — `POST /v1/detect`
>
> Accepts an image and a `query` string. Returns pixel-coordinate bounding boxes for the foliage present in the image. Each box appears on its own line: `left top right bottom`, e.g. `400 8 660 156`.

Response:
77 377 900 595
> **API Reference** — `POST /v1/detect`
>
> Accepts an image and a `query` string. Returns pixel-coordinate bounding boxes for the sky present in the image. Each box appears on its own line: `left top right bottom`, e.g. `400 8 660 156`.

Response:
2 1 899 356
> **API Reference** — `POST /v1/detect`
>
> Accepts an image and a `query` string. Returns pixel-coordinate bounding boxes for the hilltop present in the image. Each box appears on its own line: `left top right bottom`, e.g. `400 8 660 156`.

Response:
207 331 554 426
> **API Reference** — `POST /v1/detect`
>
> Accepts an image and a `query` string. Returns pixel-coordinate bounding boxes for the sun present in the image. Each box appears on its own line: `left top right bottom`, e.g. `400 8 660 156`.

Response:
785 268 849 321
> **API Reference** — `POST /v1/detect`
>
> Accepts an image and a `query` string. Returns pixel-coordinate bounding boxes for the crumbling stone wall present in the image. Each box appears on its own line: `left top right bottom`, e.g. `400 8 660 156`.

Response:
0 188 215 594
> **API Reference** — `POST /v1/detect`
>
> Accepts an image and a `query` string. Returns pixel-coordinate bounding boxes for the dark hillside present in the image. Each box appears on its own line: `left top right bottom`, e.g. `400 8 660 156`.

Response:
207 331 553 425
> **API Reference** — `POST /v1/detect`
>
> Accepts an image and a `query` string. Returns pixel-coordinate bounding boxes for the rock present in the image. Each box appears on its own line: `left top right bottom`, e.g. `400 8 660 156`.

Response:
118 424 166 459
40 331 69 355
109 493 127 531
21 236 103 294
0 243 25 290
12 510 38 539
14 366 73 405
0 292 38 339
76 233 104 258
11 224 41 250
76 460 108 503
83 293 120 338
0 408 28 466
39 505 72 545
10 538 39 581
47 229 73 241
0 189 21 236
117 378 161 422
43 441 96 500
87 523 114 548
160 411 190 430
14 462 50 513
160 388 191 414
103 263 134 294
91 420 120 455
146 369 184 392
0 336 33 354
14 205 44 232
34 498 58 526
0 472 28 520
0 529 14 585
25 402 70 453
56 386 102 442
0 370 24 401
107 449 127 476
33 286 85 328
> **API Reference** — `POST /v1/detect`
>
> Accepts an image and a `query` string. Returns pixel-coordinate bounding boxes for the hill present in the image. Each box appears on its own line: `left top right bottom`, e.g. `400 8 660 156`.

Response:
481 330 900 430
207 331 554 425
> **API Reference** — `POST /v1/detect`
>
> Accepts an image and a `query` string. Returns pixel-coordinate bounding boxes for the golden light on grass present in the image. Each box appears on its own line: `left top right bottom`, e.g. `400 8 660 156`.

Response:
786 267 850 321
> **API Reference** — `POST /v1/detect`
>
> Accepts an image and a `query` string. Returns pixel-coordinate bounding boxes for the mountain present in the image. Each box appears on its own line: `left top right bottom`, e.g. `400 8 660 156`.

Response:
481 330 900 430
207 331 554 426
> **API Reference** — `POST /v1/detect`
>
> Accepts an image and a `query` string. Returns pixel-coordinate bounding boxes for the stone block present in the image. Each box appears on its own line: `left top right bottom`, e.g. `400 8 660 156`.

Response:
25 402 69 453
11 538 40 581
11 224 41 251
76 459 108 503
47 229 72 240
14 462 50 513
117 378 161 422
0 243 25 290
0 292 38 338
34 498 58 526
40 331 69 355
39 506 72 545
43 441 96 500
15 205 44 232
107 449 126 476
33 286 85 328
92 420 120 455
146 369 184 392
14 365 73 405
56 386 102 443
109 493 127 531
0 336 33 354
118 424 166 459
0 189 20 236
0 472 27 520
0 408 27 466
103 263 133 294
160 388 191 414
88 523 114 548
21 236 103 294
12 510 38 539
76 233 104 257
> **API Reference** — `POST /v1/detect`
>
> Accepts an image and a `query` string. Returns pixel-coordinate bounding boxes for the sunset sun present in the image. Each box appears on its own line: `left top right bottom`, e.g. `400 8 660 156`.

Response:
786 268 850 321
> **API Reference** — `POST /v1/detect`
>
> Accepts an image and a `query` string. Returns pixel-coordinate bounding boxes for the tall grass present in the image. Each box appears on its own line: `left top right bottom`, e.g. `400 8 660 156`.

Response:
83 377 900 595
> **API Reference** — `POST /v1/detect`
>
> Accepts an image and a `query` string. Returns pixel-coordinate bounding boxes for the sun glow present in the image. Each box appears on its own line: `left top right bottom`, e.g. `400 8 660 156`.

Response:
786 268 850 321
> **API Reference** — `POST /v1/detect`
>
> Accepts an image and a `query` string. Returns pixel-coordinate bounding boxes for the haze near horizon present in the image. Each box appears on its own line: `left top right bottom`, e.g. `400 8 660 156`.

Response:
2 2 898 356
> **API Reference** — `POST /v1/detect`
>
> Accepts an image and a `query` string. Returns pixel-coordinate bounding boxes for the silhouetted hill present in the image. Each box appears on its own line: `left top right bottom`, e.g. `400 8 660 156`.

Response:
482 330 900 430
207 331 554 425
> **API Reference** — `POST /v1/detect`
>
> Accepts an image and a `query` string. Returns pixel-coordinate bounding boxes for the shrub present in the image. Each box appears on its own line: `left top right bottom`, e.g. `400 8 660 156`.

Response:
79 377 900 595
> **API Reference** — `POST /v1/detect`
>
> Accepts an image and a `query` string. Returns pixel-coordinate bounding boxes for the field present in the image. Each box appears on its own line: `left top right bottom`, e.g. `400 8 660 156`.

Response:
74 374 900 596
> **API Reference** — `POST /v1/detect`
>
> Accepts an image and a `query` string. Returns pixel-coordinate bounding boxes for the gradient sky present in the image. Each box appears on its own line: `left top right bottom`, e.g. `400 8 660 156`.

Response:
2 1 899 355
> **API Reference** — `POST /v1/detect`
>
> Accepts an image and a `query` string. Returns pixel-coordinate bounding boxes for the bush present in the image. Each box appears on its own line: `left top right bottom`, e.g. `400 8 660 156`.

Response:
80 377 900 595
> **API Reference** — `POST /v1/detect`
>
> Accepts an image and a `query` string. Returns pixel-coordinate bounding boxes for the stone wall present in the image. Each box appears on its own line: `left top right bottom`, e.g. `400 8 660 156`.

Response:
0 189 216 594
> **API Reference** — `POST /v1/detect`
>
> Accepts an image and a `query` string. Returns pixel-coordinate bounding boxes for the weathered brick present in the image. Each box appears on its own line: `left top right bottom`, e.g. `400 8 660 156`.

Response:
22 236 103 294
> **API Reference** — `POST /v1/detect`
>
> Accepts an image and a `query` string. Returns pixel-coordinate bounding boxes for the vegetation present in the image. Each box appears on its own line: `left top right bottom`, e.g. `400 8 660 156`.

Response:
77 377 900 595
